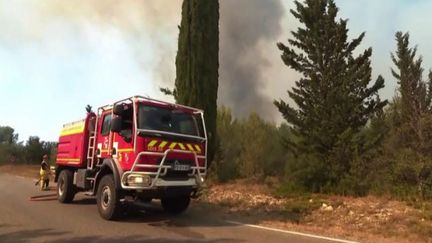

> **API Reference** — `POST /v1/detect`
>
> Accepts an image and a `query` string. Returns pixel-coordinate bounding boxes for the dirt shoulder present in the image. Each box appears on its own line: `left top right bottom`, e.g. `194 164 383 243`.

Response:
0 164 41 179
198 180 432 243
2 165 431 242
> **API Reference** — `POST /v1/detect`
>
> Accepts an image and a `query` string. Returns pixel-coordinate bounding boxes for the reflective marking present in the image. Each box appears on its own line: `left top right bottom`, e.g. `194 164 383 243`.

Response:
187 144 195 151
169 142 177 149
178 143 186 150
194 145 202 153
57 158 80 162
60 120 85 136
148 140 158 147
117 148 134 152
159 141 168 149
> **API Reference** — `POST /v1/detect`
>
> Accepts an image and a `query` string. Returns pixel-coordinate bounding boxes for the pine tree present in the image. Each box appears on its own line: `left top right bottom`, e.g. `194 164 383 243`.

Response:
174 0 219 164
391 32 432 197
391 31 431 150
275 0 386 190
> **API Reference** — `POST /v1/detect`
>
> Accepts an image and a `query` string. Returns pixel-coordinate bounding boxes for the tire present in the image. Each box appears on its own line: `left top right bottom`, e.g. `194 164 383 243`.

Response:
96 174 123 220
57 169 76 203
161 195 191 215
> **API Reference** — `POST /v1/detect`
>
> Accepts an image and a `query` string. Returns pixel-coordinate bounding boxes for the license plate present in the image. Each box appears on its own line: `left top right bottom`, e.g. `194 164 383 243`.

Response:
172 163 190 171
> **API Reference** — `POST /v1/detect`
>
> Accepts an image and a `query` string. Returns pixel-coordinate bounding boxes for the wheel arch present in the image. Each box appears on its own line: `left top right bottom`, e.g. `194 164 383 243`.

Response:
55 165 75 183
94 158 122 193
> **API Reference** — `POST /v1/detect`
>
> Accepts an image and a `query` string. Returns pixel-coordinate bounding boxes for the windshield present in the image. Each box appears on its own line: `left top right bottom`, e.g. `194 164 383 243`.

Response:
138 104 200 136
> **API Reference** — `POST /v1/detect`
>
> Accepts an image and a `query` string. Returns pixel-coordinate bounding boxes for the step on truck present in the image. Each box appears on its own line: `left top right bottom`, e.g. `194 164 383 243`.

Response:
54 96 207 220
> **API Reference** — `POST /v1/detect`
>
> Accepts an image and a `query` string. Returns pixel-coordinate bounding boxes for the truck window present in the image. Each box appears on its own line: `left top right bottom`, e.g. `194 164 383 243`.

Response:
119 105 133 142
138 105 199 136
101 114 112 136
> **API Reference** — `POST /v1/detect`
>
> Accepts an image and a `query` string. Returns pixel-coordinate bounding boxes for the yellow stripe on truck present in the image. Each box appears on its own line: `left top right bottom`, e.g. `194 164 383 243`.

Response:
57 157 80 162
178 143 186 150
147 140 158 147
146 140 202 154
187 144 195 152
60 120 85 136
169 142 177 149
159 141 168 149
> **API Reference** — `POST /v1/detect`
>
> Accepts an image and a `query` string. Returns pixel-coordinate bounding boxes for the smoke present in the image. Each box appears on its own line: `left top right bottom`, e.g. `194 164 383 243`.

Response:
40 0 183 87
38 0 287 119
1 0 287 122
219 0 285 119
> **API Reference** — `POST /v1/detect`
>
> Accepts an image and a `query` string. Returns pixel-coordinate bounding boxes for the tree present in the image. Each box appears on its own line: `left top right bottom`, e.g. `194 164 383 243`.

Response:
213 106 241 182
174 0 219 165
275 0 386 191
0 126 18 144
24 136 45 164
0 126 20 163
391 31 432 152
390 31 432 197
212 107 289 182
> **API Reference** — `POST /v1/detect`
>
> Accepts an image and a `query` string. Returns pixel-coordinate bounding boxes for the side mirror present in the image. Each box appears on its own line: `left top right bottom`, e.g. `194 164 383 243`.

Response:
110 116 122 133
113 104 125 116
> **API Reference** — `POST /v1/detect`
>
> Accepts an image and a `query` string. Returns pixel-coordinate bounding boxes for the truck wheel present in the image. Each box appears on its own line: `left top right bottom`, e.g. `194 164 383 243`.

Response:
161 195 190 215
57 170 76 203
96 174 123 220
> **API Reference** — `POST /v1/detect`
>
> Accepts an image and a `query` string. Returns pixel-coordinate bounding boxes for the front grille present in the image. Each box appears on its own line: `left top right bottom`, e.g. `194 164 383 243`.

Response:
163 170 191 181
162 159 193 181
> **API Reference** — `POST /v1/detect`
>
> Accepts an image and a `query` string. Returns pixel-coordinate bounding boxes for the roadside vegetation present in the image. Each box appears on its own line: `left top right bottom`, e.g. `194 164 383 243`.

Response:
0 127 56 165
211 0 432 202
2 0 432 240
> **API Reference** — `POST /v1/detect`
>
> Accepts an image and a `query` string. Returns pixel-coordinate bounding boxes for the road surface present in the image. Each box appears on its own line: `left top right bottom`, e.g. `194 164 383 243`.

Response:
0 173 355 243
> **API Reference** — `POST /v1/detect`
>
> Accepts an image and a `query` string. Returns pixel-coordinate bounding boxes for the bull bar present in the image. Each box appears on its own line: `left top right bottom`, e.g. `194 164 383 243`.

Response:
120 149 206 190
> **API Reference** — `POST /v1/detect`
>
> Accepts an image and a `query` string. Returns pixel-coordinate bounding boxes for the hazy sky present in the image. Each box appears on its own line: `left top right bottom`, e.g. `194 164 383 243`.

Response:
1 0 432 142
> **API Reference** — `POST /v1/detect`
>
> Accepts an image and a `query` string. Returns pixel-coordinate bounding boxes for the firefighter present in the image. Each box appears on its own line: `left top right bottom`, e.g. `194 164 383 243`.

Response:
40 155 50 191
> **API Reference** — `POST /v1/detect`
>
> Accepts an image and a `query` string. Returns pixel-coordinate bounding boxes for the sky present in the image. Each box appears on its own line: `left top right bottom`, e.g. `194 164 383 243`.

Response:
1 0 432 142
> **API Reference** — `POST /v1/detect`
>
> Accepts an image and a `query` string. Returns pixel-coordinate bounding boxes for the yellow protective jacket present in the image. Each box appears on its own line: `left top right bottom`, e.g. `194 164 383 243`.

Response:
40 161 50 180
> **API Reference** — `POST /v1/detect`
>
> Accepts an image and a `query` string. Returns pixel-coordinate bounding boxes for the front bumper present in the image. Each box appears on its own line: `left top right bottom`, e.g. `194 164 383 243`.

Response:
120 149 206 190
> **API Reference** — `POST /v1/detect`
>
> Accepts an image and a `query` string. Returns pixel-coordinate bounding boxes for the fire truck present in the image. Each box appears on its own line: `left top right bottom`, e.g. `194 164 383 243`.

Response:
55 96 207 220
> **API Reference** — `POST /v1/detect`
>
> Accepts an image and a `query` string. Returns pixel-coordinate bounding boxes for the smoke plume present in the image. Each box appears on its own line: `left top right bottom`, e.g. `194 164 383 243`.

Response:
2 0 287 120
219 0 285 119
43 0 287 119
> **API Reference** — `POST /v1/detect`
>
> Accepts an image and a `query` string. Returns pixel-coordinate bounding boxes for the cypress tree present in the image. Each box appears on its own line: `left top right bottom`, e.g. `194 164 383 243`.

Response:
391 31 431 141
275 0 386 190
391 31 432 197
391 32 432 197
175 0 219 164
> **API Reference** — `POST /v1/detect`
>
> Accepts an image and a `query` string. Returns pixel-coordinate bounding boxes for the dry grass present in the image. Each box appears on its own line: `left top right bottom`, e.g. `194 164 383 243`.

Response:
199 180 432 243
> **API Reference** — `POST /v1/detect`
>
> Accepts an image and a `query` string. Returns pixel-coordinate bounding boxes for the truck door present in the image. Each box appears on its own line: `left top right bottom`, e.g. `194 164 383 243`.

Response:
97 112 112 159
112 104 134 167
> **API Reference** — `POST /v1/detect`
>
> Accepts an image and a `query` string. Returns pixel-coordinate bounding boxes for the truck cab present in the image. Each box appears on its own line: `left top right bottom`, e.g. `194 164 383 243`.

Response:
55 96 207 220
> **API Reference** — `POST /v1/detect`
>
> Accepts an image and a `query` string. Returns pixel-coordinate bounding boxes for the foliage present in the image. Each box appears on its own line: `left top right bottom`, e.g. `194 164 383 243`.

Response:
0 126 18 145
212 107 288 182
174 0 219 165
0 126 56 165
274 0 386 193
362 32 432 199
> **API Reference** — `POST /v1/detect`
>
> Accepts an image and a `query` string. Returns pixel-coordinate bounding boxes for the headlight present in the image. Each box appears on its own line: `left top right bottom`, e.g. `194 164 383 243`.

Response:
126 174 152 187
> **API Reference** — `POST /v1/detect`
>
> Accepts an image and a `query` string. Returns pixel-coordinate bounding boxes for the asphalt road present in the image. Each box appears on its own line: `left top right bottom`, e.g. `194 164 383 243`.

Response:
0 173 355 243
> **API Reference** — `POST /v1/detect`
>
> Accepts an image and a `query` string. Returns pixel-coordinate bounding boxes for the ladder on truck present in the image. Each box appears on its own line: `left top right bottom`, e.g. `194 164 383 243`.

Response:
86 116 98 170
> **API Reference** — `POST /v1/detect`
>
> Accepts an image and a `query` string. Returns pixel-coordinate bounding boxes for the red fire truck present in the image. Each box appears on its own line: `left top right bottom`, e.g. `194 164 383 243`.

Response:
55 96 207 220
